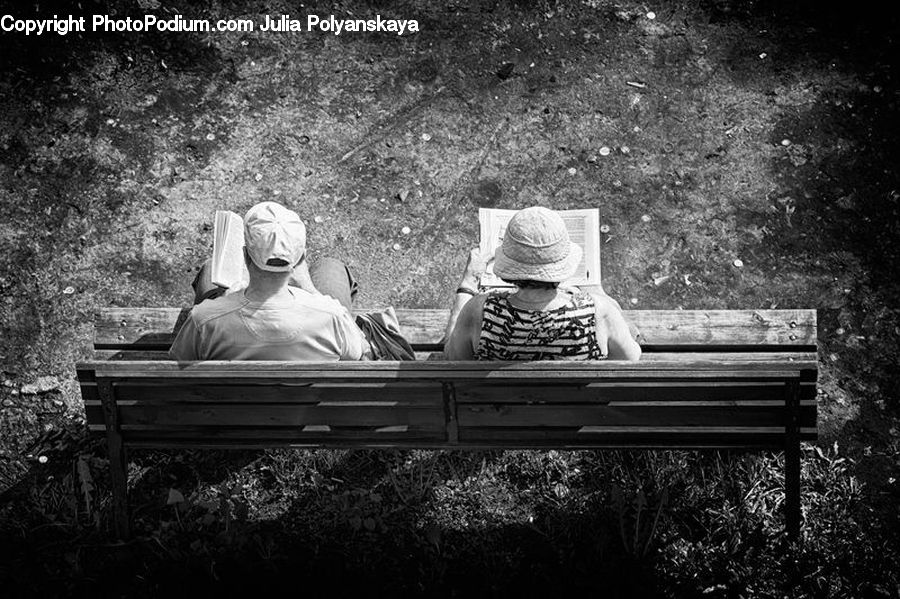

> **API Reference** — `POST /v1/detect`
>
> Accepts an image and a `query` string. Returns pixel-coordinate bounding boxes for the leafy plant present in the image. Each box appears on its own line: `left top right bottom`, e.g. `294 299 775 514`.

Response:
611 483 669 557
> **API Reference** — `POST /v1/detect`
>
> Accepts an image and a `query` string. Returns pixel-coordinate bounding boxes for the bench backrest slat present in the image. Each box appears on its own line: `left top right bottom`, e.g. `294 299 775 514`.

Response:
94 308 817 351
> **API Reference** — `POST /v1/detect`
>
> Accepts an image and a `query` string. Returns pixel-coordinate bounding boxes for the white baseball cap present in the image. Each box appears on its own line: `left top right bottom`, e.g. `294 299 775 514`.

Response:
243 201 306 272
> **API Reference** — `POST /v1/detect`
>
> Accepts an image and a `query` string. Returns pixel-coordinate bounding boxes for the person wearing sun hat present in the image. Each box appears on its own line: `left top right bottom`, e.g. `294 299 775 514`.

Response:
169 201 368 361
443 206 641 361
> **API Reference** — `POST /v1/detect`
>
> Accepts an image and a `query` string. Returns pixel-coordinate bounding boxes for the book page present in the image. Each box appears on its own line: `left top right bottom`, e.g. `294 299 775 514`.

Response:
210 210 249 290
479 208 601 288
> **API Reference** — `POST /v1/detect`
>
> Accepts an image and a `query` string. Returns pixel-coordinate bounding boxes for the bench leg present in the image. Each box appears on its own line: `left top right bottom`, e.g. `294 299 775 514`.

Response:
107 429 131 539
784 380 801 542
785 439 801 542
99 381 131 539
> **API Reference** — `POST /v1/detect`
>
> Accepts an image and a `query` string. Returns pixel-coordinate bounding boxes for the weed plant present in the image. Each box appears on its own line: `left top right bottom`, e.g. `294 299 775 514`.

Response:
2 429 896 598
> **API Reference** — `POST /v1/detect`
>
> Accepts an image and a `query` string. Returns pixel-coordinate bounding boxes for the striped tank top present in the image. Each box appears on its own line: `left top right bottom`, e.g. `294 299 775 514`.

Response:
475 290 606 361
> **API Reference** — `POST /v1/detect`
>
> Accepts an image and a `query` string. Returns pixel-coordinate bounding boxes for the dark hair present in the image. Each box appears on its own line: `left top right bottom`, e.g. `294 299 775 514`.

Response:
501 279 560 290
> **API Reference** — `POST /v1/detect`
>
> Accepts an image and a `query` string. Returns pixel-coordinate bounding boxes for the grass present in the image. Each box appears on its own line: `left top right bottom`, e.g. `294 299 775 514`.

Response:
1 0 900 596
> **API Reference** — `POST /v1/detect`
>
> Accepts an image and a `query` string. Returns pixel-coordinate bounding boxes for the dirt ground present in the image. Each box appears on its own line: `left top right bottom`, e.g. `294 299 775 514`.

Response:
1 0 899 596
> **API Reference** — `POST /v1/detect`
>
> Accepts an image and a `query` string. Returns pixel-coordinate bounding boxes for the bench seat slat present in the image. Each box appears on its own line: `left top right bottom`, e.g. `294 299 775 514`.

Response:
454 382 813 403
106 426 446 443
460 428 817 445
457 404 816 428
110 404 445 427
117 441 802 450
115 383 443 405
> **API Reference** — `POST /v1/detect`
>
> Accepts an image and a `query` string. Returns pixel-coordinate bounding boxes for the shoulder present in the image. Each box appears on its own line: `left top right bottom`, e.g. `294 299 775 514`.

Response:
460 293 490 321
190 292 246 326
291 289 354 318
452 293 490 341
585 292 624 315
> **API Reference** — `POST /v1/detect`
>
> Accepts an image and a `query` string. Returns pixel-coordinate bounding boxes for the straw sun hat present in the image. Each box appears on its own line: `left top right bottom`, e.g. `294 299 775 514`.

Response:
492 206 582 283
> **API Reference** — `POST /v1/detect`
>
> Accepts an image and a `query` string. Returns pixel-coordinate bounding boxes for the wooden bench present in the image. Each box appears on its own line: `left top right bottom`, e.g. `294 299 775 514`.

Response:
78 308 818 539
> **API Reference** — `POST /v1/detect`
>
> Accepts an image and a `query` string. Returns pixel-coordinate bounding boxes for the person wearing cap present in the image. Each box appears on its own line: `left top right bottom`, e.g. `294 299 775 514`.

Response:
443 206 641 361
169 201 368 361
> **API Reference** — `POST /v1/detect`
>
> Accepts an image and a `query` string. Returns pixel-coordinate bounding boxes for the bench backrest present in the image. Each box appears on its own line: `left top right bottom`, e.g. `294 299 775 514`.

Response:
78 309 817 450
92 308 818 353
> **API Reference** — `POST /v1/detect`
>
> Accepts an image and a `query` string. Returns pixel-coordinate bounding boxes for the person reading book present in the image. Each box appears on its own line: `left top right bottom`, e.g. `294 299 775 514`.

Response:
443 206 641 361
169 201 368 361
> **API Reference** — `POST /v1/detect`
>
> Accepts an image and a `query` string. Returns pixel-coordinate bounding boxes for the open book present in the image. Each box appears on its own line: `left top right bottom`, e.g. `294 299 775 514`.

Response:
478 207 601 289
209 210 249 290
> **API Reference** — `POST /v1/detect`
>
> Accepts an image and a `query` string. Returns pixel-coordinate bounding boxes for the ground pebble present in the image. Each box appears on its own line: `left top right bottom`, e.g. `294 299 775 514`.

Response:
641 214 651 223
620 146 630 154
599 146 611 156
392 243 401 251
206 133 215 141
38 455 48 464
401 226 411 235
313 216 324 224
567 167 577 175
421 133 432 141
781 139 791 146
759 53 767 59
62 286 75 295
254 173 263 181
600 224 611 234
646 11 656 19
733 258 744 268
630 298 638 305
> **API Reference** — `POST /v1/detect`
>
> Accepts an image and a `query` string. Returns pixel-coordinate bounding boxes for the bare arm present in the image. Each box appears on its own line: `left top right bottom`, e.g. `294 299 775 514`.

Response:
444 295 486 360
443 247 491 359
442 248 490 342
592 293 642 361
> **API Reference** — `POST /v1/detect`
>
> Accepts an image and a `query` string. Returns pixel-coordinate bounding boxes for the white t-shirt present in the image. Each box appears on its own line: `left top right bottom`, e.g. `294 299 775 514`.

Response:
169 288 367 361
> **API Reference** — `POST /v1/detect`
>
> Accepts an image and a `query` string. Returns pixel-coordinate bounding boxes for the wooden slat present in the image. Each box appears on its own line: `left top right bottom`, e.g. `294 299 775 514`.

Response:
86 350 817 364
86 435 816 450
456 404 816 428
113 382 443 405
91 427 816 447
458 428 818 446
630 310 816 349
77 360 813 377
116 426 445 444
79 381 815 411
93 438 792 450
453 382 811 404
92 308 817 350
115 404 444 427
